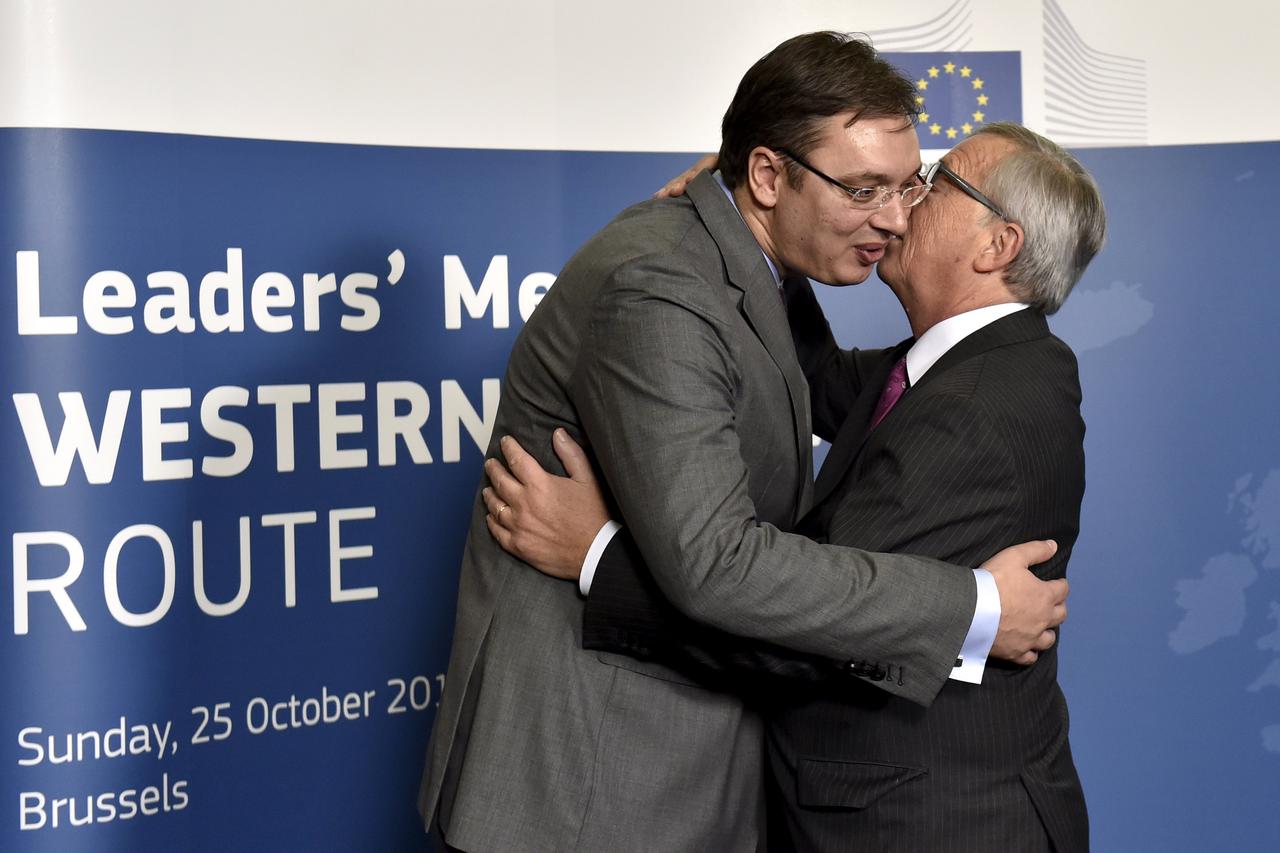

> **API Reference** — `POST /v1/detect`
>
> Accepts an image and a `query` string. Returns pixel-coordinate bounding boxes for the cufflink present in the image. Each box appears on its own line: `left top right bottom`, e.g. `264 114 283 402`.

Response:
846 660 883 679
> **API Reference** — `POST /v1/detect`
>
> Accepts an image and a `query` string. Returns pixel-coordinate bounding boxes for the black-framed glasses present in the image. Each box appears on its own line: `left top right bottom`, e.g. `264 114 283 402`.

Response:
924 161 1009 220
777 148 932 210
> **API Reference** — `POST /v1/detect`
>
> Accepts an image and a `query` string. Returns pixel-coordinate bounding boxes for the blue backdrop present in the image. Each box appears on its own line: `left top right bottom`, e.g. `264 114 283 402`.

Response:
2 129 1277 851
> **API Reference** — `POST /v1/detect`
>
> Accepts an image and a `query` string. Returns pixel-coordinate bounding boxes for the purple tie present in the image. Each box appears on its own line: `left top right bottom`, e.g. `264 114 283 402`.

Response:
869 356 908 431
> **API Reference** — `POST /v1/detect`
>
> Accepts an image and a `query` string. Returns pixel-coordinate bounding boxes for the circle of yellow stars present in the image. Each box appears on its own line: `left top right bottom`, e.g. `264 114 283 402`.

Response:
913 61 991 140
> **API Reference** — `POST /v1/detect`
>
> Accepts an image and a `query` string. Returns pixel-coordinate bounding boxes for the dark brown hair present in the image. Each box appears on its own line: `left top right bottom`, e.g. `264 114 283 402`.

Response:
718 32 919 189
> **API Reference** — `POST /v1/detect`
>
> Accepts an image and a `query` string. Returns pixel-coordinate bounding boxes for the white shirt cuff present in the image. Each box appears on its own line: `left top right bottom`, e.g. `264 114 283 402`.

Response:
950 568 1000 684
579 520 622 596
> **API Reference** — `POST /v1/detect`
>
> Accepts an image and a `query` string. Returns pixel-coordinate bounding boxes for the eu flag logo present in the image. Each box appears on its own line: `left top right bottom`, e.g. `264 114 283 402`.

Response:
882 52 1022 146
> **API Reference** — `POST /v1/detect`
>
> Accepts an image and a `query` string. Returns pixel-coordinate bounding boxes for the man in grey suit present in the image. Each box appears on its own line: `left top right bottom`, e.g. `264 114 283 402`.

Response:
419 33 1065 852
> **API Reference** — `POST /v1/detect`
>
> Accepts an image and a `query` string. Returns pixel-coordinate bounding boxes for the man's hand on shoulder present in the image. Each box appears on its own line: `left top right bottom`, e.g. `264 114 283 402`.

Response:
654 154 718 198
981 540 1068 665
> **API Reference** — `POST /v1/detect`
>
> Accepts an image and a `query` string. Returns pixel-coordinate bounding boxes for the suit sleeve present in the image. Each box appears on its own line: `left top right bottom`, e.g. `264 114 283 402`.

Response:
582 530 846 692
584 390 1050 690
571 259 974 706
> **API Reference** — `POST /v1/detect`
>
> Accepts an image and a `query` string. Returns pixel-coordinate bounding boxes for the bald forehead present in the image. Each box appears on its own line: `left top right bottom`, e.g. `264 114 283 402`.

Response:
945 135 1017 181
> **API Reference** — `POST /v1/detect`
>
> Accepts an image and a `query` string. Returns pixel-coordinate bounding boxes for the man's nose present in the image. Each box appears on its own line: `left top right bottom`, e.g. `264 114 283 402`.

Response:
870 194 910 236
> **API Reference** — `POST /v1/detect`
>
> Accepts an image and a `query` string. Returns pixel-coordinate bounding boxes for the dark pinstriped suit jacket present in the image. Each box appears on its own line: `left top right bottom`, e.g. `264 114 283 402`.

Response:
582 281 1088 852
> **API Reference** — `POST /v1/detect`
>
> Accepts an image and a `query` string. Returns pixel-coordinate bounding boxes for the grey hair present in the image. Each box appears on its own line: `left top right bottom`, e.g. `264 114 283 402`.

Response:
973 123 1106 314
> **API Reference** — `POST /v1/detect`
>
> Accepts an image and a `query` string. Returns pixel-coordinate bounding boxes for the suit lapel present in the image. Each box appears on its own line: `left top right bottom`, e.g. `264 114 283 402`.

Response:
910 307 1049 395
808 308 1050 516
811 341 911 508
687 172 815 519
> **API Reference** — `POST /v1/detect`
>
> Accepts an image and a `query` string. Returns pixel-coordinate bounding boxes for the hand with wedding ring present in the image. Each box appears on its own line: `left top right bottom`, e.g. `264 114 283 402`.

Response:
481 429 611 581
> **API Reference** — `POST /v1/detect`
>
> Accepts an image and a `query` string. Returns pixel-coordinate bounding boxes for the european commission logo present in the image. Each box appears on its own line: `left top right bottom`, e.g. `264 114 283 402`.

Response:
883 52 1022 146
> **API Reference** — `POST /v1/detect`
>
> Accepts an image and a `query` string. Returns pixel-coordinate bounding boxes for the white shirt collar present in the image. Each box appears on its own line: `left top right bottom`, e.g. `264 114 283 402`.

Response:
714 171 782 286
905 302 1029 385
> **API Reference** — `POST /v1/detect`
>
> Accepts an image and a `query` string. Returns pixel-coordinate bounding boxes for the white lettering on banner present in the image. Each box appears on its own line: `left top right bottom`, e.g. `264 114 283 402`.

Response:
103 524 176 628
18 774 189 830
84 270 136 335
250 270 294 332
200 386 253 477
15 251 77 334
11 672 443 830
192 517 252 617
440 378 499 463
199 249 246 333
318 383 368 470
329 506 378 603
18 718 174 766
519 271 556 320
256 384 311 472
376 381 432 465
144 271 197 333
12 506 378 635
11 532 87 634
11 391 131 486
11 379 498 485
244 686 376 735
302 272 338 330
338 272 380 331
443 254 557 328
444 254 508 328
140 388 193 481
260 511 318 607
13 249 405 336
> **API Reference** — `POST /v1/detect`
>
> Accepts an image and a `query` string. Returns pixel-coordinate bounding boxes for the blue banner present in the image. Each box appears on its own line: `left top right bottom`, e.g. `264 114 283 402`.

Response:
0 128 688 852
3 129 1278 851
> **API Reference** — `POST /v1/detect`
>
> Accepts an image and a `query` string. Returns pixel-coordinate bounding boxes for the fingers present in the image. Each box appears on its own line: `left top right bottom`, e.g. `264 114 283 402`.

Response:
656 171 696 198
654 178 684 199
485 512 514 552
654 155 719 198
1050 577 1069 604
498 435 540 480
1008 630 1056 668
1052 600 1067 628
667 169 699 197
553 428 595 483
484 457 522 504
1016 538 1058 566
481 486 512 526
1044 577 1069 628
501 434 558 492
980 538 1058 577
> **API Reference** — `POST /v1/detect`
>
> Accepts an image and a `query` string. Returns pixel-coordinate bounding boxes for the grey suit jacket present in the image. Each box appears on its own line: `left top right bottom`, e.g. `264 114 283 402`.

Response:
418 172 975 852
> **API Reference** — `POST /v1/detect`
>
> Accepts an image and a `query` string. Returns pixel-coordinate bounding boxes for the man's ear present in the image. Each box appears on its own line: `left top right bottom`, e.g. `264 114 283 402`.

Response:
745 147 785 209
975 220 1024 274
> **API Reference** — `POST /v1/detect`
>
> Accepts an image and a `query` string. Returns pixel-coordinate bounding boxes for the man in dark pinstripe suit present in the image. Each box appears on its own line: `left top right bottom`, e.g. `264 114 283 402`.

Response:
484 122 1105 852
741 122 1105 852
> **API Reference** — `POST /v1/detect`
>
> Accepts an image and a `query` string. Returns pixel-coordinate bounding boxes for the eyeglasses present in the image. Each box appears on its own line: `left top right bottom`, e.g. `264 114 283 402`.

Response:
777 148 932 210
924 161 1009 220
